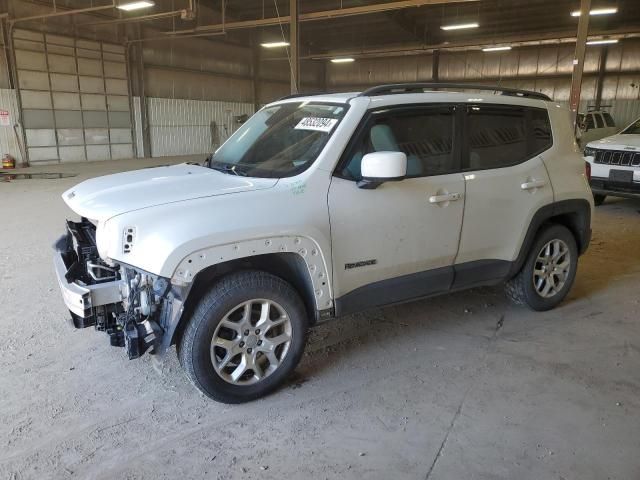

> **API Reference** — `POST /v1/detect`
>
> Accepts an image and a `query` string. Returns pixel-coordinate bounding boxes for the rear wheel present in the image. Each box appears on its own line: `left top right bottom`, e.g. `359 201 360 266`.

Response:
505 224 578 311
178 270 308 403
593 193 606 206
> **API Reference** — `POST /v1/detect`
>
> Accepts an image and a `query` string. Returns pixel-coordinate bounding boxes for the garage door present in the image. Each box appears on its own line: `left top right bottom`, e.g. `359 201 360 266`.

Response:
14 29 133 163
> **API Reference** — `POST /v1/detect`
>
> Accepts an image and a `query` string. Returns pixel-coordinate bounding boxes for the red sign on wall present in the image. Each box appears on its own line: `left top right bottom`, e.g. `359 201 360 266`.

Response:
0 109 9 126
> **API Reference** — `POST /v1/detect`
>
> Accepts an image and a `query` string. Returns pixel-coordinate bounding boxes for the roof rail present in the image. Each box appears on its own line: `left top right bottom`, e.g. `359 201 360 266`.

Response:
278 91 324 101
358 83 552 101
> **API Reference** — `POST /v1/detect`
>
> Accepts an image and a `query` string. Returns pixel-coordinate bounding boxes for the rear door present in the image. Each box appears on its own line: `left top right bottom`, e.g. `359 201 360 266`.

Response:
453 104 554 287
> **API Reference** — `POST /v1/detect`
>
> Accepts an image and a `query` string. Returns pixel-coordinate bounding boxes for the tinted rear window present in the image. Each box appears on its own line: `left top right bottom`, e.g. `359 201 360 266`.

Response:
466 106 553 170
602 112 615 127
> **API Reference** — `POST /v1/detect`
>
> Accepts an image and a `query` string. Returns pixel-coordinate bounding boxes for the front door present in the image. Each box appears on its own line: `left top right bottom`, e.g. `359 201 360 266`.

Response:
328 105 465 315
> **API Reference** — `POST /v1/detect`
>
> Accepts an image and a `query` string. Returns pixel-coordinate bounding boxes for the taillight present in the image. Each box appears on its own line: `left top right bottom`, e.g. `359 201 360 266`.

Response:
585 161 591 181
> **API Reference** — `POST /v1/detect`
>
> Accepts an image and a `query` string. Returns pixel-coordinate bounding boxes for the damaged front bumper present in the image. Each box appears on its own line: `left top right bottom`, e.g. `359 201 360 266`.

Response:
53 247 124 320
53 218 183 360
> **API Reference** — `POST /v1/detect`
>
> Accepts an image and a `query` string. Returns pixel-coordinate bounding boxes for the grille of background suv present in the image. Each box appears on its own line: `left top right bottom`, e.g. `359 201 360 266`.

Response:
593 150 640 166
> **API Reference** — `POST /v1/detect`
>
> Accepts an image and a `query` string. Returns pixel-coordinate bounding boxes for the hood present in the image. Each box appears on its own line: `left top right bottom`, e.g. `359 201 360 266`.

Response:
62 163 278 221
588 133 640 150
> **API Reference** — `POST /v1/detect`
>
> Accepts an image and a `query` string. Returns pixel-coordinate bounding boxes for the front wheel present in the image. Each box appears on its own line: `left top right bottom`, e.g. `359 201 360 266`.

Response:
593 193 606 206
505 224 578 311
178 270 308 403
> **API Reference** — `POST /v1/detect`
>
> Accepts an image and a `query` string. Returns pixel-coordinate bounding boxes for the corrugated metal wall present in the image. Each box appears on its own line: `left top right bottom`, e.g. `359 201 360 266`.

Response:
326 39 640 103
0 89 24 162
147 97 254 157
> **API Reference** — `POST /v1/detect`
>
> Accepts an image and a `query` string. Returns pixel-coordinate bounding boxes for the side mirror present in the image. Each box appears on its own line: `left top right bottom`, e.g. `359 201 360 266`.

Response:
357 151 407 189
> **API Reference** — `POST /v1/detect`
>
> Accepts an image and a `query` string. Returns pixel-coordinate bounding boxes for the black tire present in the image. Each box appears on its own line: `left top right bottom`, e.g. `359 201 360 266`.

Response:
505 224 578 311
178 270 308 403
593 194 606 206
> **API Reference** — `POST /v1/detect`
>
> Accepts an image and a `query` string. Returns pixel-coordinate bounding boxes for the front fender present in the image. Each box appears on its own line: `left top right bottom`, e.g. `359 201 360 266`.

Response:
170 235 333 311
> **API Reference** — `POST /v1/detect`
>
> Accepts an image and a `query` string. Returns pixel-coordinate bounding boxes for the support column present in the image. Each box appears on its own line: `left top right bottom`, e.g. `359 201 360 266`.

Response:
252 36 261 112
594 46 608 111
569 0 591 130
432 49 440 82
130 25 151 158
290 0 299 94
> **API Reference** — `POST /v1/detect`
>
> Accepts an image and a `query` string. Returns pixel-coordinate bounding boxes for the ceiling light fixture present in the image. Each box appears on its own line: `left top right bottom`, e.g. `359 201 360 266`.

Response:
331 58 355 63
440 22 479 31
571 7 618 17
260 41 290 48
117 1 155 11
482 46 512 52
586 39 619 45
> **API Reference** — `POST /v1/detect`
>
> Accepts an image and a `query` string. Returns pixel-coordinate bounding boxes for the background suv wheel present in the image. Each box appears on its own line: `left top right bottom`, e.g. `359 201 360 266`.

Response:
505 224 578 311
178 270 308 403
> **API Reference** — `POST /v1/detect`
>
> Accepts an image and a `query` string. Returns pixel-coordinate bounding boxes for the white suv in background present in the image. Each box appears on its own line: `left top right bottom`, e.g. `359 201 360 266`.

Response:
54 83 593 403
577 110 617 149
584 116 640 205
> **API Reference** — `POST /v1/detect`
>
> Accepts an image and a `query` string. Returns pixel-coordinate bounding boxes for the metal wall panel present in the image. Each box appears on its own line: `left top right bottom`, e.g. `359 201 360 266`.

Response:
57 129 84 146
143 38 253 78
81 93 107 110
86 144 110 161
49 73 79 92
52 92 81 110
107 95 129 111
18 70 49 90
144 66 253 102
59 145 86 163
15 30 132 163
54 110 82 128
111 144 133 159
25 129 55 147
15 50 46 70
147 97 254 157
20 90 52 109
106 79 128 95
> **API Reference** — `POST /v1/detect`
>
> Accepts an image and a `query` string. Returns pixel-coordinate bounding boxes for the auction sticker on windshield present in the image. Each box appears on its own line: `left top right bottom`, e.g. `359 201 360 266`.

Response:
295 117 338 133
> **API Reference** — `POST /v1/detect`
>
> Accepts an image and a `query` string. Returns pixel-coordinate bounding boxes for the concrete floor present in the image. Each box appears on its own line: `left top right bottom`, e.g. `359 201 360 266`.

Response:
1 157 639 480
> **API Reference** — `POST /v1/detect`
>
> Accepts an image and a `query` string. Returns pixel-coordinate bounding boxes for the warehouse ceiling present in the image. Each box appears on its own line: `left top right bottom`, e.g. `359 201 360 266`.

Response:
4 0 640 59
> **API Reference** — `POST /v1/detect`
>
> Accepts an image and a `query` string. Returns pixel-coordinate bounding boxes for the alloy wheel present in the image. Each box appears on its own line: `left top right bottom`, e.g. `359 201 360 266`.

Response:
210 299 292 385
532 239 571 298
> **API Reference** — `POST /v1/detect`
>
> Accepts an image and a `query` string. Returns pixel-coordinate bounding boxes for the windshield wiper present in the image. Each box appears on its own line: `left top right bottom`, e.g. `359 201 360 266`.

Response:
210 162 248 177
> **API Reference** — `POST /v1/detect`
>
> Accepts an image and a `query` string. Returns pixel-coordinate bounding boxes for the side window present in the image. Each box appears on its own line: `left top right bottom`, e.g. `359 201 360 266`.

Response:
603 112 615 127
594 113 604 128
530 108 553 154
466 106 527 170
585 114 596 130
341 107 456 180
465 106 552 171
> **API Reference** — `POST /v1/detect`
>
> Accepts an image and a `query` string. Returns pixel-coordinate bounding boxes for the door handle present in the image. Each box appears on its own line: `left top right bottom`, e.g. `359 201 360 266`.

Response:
429 192 461 204
521 180 546 191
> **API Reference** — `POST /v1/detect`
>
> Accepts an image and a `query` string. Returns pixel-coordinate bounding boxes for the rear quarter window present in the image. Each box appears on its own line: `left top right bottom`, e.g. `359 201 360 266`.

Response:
465 105 553 171
602 112 615 127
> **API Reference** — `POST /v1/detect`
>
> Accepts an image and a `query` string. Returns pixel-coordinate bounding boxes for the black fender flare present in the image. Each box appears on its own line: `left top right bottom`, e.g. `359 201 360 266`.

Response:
508 199 592 278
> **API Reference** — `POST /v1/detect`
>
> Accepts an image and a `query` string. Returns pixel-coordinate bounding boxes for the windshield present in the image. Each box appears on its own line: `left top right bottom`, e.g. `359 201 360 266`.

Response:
210 101 348 178
622 118 640 134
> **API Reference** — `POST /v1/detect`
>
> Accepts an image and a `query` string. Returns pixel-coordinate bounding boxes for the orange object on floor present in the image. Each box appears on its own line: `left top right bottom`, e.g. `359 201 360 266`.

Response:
2 154 15 169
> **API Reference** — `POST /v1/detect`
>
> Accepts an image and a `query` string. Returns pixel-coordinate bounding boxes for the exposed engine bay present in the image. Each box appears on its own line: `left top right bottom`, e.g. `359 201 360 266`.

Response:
54 218 176 360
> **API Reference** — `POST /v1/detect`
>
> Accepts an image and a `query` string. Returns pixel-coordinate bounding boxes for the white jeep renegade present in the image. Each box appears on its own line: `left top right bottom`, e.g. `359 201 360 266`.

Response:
54 83 593 403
